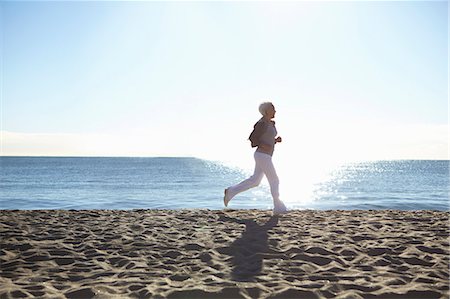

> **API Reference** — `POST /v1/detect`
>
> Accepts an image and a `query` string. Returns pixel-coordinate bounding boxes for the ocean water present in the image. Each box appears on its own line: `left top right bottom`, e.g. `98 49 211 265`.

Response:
0 157 448 211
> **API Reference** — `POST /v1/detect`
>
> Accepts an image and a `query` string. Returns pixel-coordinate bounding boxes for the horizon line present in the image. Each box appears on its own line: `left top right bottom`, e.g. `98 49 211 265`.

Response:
0 155 449 162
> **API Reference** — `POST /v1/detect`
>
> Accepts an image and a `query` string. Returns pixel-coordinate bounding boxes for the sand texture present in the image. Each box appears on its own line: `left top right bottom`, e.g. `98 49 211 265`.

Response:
1 209 449 299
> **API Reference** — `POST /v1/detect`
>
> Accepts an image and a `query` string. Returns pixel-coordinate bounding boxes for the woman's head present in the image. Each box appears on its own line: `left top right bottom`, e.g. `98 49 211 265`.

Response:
259 102 276 119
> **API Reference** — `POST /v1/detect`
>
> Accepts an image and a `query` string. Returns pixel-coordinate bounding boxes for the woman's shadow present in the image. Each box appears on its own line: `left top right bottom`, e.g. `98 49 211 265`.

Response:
218 214 279 282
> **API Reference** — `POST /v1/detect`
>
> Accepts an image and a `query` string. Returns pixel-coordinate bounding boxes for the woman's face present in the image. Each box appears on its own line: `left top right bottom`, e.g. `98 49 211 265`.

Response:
266 105 276 119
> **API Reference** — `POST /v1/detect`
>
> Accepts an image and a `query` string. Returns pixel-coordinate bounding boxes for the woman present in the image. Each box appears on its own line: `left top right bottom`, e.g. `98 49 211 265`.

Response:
224 102 288 215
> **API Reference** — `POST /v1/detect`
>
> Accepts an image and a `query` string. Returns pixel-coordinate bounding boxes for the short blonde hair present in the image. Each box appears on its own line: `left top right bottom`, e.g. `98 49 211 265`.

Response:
259 102 274 116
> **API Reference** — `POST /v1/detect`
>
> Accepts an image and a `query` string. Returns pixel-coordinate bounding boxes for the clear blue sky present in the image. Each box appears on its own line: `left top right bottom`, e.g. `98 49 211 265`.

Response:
1 1 448 161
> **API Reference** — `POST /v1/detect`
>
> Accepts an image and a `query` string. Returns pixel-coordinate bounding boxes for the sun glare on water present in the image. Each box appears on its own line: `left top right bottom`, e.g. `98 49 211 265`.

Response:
276 156 341 208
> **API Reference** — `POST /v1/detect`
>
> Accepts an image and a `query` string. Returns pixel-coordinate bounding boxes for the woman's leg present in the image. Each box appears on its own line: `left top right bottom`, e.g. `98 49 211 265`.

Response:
255 152 287 214
224 152 264 206
255 152 279 200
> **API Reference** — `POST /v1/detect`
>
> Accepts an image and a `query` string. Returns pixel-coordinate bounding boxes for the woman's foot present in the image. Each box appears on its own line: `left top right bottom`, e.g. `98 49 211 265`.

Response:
273 199 288 215
224 188 231 207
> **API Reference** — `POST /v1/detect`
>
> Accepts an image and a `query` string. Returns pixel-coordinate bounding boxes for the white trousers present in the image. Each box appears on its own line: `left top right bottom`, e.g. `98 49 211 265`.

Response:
227 151 280 202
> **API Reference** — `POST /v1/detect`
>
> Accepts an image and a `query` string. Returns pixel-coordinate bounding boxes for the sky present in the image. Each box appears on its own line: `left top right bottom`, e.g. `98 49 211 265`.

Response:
1 1 448 167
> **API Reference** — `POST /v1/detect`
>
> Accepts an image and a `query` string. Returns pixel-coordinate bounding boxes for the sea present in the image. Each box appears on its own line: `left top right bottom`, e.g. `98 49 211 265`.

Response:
0 157 448 211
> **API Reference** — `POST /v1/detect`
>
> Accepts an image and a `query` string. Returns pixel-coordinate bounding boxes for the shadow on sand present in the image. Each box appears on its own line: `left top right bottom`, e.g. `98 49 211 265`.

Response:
218 214 279 282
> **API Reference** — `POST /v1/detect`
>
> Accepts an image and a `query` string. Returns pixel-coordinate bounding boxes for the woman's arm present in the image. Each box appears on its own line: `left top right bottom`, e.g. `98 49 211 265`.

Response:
249 121 267 147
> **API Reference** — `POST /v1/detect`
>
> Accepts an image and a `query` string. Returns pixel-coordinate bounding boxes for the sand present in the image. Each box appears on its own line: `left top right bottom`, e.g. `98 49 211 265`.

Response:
0 209 449 299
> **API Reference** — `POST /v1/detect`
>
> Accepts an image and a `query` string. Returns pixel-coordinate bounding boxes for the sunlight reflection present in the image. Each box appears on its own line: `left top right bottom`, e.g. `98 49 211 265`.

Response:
274 153 346 208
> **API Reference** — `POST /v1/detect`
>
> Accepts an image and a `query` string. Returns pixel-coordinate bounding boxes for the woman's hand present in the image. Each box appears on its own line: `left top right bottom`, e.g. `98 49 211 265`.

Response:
275 136 282 143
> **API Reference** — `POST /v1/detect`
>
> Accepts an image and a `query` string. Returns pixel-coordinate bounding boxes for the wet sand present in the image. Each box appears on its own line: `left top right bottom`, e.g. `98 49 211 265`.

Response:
1 209 449 298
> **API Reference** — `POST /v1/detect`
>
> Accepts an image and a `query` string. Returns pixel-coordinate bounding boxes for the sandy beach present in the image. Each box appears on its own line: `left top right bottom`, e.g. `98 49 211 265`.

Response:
0 209 448 298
